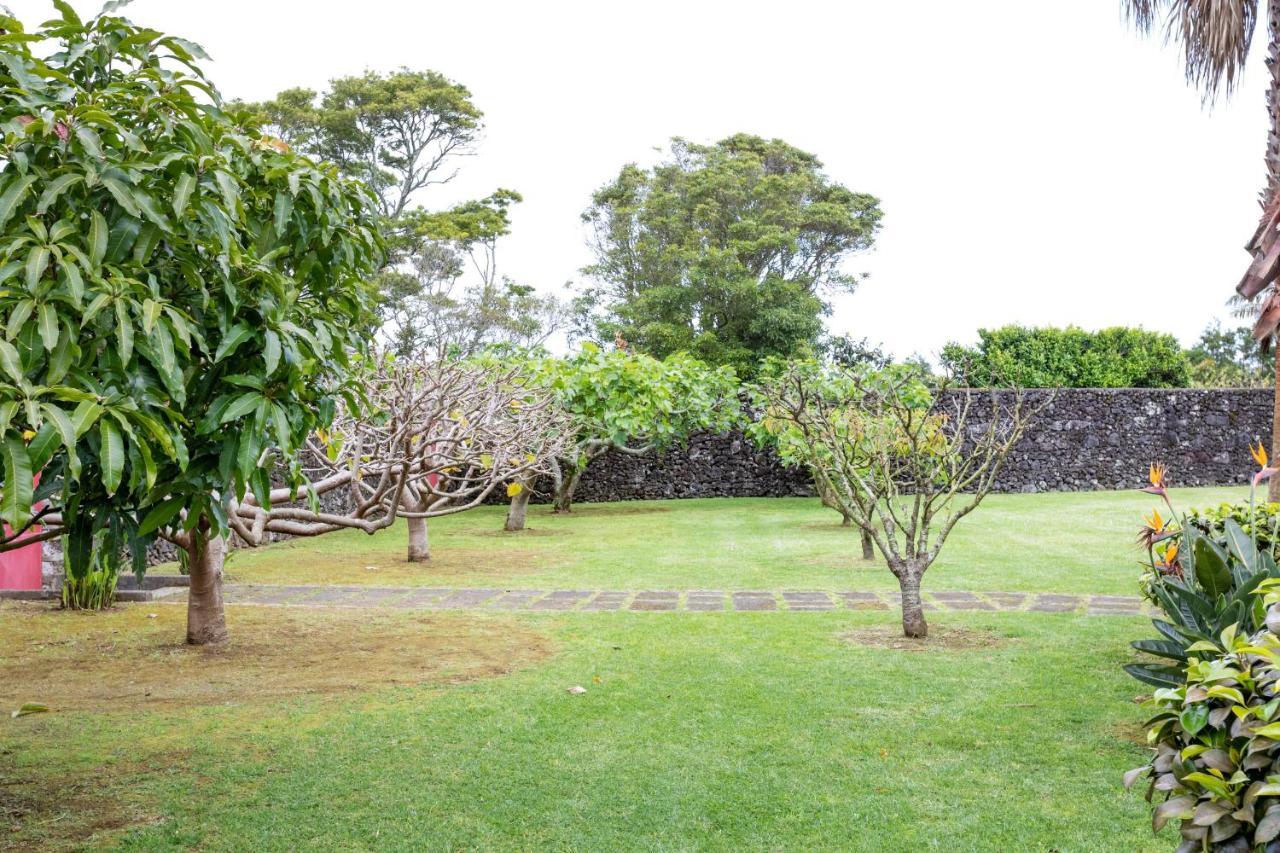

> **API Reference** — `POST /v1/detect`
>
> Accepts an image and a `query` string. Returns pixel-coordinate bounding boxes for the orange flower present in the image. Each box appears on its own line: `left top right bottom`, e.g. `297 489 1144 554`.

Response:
1143 509 1165 532
1142 461 1171 506
1154 540 1182 578
1253 441 1269 469
1148 462 1167 490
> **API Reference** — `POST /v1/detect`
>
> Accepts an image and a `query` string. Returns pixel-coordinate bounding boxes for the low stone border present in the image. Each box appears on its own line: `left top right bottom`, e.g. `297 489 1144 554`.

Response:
71 584 1154 616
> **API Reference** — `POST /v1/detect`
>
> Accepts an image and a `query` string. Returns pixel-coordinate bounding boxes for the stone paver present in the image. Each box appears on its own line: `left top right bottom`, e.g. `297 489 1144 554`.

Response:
686 591 726 611
194 584 1146 617
782 591 834 611
838 591 889 611
1029 594 1084 613
732 592 778 611
531 590 594 611
430 588 500 609
630 591 679 612
583 591 630 611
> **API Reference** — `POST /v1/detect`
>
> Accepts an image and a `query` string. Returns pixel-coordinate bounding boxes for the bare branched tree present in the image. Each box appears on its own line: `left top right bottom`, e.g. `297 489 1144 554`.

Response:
753 364 1045 638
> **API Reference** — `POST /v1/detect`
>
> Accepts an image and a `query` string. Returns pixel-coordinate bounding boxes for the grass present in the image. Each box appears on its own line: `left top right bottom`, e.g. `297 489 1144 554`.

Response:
1 604 1168 851
2 489 1221 849
213 486 1248 595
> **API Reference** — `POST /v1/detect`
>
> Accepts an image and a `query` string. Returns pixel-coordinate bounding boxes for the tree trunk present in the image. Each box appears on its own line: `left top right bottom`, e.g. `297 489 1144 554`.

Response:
1272 349 1280 503
861 529 875 561
186 534 228 646
406 516 430 562
553 469 581 514
505 487 532 531
1267 3 1280 503
895 562 928 639
1267 2 1280 204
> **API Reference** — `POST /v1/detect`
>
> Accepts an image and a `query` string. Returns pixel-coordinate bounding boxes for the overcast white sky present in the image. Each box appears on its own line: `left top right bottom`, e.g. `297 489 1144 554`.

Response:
9 0 1269 358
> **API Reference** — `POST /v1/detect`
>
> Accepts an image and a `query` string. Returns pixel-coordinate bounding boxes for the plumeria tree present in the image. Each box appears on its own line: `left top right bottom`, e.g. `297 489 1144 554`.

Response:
310 354 571 561
751 362 1042 638
748 360 876 559
0 5 382 643
504 343 740 524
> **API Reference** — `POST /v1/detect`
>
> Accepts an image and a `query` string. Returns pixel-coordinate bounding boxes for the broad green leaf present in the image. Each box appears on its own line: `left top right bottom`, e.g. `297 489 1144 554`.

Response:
5 299 33 340
24 246 49 291
36 303 58 351
100 176 140 217
40 403 78 477
213 324 253 363
62 261 83 306
68 399 101 435
35 173 82 214
263 329 280 375
99 418 124 495
114 300 133 363
137 496 185 537
219 391 262 424
0 175 37 229
88 210 107 266
0 339 22 382
172 172 195 218
1 434 32 529
273 191 293 236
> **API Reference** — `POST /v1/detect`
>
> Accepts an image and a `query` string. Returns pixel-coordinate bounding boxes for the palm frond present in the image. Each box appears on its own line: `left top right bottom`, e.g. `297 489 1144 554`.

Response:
1123 0 1259 101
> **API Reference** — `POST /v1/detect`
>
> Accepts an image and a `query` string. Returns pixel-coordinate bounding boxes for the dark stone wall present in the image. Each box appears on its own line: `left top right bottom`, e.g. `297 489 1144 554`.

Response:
566 388 1272 502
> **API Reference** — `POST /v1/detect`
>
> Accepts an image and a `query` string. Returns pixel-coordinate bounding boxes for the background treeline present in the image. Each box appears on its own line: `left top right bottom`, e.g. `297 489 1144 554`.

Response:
941 323 1270 389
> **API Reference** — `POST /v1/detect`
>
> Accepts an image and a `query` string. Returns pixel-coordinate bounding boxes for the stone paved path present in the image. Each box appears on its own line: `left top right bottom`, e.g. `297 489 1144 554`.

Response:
154 585 1154 616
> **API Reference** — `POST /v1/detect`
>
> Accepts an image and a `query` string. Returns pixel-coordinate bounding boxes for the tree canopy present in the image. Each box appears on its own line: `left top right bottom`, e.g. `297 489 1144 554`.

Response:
0 4 381 627
246 71 563 356
576 134 882 378
529 344 740 512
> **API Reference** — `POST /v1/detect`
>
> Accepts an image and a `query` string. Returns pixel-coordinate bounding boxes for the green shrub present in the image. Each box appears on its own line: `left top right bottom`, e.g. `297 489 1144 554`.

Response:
1189 502 1280 560
61 547 117 611
1126 582 1280 850
941 325 1191 387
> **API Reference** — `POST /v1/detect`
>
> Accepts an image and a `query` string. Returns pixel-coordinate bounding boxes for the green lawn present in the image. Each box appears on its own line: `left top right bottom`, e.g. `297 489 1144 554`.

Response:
217 486 1247 595
3 488 1224 849
3 606 1167 851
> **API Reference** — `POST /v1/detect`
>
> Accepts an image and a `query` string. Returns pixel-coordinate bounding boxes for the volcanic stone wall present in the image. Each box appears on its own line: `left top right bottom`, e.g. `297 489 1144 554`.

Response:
568 388 1273 501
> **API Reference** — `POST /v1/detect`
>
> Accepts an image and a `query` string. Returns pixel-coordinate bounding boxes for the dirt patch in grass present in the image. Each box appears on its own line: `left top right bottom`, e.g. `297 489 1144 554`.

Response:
1 752 169 852
1107 719 1149 746
840 625 1010 651
0 603 553 713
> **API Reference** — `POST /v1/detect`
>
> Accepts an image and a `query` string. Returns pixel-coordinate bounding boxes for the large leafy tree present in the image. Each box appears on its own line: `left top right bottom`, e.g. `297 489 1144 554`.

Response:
248 69 482 220
247 73 564 356
0 3 382 643
502 344 740 524
576 134 883 378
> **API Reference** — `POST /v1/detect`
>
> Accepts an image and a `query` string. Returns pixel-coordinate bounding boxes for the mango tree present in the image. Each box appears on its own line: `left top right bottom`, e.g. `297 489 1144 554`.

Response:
750 362 1042 638
0 5 381 644
501 344 739 526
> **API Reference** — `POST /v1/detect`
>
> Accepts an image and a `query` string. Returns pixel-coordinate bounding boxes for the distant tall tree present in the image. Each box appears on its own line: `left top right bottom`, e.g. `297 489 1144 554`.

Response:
246 72 563 354
1122 1 1280 494
577 135 882 378
1187 321 1271 387
248 70 482 220
382 190 565 357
